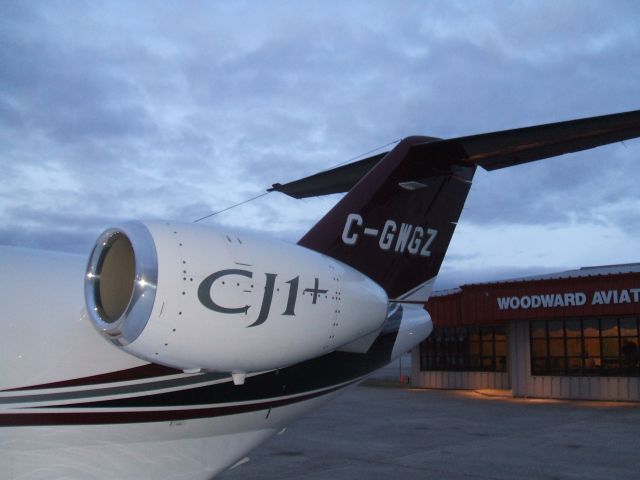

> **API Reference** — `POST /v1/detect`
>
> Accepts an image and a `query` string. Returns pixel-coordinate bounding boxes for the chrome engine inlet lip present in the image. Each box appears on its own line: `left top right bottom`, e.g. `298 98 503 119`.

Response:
84 221 158 346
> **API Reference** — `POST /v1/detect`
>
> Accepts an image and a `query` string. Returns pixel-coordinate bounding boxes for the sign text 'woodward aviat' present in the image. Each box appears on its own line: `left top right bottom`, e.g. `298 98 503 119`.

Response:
497 288 640 311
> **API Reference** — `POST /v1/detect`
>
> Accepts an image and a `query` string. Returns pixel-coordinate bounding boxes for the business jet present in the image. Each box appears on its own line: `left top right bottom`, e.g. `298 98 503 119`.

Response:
1 110 639 479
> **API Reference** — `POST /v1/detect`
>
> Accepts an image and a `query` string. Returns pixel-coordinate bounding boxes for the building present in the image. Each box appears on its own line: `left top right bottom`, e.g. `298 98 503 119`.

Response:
412 264 640 401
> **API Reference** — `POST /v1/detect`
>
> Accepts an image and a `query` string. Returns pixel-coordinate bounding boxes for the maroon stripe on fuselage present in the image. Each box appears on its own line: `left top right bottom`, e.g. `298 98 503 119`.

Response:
0 382 352 426
3 364 181 392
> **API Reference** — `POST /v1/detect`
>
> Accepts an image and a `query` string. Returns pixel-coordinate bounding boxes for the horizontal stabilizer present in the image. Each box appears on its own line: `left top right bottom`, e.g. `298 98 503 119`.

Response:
455 108 640 171
268 152 387 199
270 110 640 198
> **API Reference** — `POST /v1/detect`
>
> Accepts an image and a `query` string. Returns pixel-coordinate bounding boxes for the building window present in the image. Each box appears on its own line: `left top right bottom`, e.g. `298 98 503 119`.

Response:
530 317 640 377
419 325 507 372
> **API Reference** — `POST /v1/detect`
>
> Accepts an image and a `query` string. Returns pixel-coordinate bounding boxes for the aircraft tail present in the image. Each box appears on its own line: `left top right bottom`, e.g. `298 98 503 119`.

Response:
269 109 640 302
296 137 475 303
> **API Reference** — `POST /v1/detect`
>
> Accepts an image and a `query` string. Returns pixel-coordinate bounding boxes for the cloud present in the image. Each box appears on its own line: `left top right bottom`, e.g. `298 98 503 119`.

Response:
1 1 639 286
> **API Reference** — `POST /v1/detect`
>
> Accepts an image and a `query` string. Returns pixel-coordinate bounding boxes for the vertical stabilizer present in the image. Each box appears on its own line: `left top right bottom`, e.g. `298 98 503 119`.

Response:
298 136 476 303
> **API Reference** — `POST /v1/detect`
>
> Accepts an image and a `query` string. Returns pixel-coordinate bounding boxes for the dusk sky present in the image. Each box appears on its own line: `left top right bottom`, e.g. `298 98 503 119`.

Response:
1 1 639 290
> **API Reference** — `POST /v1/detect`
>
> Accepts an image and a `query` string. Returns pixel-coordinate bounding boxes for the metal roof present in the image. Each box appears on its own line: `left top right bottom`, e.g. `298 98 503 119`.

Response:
433 262 640 297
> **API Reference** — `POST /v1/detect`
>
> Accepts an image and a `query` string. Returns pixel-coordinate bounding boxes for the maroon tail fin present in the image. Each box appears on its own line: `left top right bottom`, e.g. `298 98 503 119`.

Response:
297 136 476 302
277 109 640 301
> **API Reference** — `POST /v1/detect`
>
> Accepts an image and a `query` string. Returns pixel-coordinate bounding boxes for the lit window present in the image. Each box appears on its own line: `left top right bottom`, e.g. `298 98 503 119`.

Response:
529 317 640 377
419 325 507 373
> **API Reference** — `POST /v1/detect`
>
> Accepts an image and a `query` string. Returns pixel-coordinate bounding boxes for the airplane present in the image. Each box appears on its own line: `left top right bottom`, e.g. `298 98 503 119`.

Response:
1 109 639 479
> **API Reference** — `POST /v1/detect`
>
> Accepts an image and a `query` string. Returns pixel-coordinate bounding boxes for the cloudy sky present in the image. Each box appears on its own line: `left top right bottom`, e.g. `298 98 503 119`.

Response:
1 0 639 289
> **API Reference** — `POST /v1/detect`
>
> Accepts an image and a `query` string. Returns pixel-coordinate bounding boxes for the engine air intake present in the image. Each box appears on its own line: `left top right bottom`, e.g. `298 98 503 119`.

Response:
85 222 158 346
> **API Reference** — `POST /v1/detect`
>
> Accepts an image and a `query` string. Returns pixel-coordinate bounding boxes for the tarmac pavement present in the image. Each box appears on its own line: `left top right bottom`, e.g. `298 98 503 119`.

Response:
220 382 640 480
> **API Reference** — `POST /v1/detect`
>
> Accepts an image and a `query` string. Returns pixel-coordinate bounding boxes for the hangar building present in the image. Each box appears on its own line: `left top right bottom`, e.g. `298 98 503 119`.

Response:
412 264 640 401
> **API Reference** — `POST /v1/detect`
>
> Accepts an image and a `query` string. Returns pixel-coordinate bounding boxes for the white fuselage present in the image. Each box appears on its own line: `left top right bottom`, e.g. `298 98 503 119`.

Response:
0 238 432 479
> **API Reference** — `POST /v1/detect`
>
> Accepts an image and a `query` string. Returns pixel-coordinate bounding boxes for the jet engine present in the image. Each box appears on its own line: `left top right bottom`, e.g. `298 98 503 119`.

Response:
85 221 388 381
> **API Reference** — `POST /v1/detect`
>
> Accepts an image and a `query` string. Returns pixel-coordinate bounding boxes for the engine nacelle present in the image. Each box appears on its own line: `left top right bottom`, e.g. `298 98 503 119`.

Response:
85 221 388 378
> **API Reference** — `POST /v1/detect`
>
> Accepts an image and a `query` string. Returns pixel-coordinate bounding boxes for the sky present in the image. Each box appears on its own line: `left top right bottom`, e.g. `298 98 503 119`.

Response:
1 0 639 290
